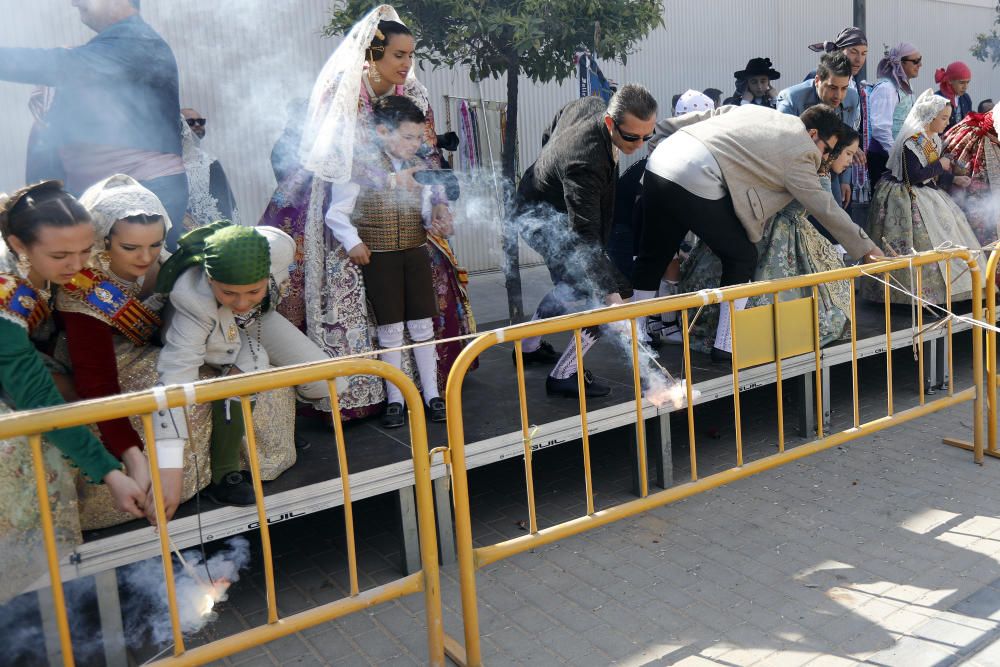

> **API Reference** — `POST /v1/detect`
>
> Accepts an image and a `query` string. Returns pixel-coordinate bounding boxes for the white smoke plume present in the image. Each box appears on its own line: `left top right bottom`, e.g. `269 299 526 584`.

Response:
120 536 251 649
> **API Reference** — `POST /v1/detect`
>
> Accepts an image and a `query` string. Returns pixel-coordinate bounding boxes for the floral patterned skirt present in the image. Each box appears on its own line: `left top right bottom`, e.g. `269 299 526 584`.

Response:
678 204 851 353
63 342 296 531
0 399 82 604
861 180 980 305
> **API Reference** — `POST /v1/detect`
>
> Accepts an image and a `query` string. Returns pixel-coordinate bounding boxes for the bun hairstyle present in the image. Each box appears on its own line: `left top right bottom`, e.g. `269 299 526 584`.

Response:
0 180 91 251
367 20 412 62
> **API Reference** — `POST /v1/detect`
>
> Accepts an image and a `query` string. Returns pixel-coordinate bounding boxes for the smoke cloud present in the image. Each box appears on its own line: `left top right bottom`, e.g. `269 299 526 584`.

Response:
120 536 251 649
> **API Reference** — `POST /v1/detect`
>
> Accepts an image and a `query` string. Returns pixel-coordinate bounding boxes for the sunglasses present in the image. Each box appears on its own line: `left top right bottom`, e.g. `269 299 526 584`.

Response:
901 57 922 65
818 138 834 156
185 118 206 127
613 120 654 143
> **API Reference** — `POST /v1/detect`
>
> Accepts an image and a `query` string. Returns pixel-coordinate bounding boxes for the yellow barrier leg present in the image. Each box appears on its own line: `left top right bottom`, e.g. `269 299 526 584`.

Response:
30 434 76 667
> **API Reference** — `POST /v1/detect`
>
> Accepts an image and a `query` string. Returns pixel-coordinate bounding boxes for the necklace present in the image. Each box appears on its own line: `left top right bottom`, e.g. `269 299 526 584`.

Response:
234 305 263 365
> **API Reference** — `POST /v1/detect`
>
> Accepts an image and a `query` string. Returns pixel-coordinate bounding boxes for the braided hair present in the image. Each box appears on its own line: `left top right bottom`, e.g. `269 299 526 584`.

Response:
0 180 91 252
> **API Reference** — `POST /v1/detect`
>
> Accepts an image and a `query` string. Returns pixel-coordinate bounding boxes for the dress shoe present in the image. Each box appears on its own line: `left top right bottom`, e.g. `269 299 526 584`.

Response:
513 340 559 366
710 347 732 364
203 471 256 506
546 370 612 398
382 402 405 428
426 397 446 423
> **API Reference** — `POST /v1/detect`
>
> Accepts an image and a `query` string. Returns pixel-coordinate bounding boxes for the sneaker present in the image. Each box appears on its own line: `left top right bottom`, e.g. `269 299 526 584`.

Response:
426 397 446 423
545 370 612 398
382 402 405 428
203 471 256 506
513 340 559 366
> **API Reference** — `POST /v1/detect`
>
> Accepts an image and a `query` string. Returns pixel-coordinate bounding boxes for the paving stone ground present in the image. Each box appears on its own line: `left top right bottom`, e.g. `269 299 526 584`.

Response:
134 323 1000 667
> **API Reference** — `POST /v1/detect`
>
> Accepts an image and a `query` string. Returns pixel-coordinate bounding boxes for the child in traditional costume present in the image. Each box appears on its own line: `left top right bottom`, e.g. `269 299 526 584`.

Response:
151 222 333 522
325 95 450 428
0 181 146 602
863 89 980 305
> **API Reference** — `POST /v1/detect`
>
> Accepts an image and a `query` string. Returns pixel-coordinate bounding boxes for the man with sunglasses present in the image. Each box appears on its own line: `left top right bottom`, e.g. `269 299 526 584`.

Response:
182 108 207 140
180 107 241 227
633 103 882 363
514 84 658 398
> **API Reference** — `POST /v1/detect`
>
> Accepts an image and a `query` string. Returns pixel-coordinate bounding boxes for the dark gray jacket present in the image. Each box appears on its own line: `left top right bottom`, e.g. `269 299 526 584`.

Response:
0 15 182 157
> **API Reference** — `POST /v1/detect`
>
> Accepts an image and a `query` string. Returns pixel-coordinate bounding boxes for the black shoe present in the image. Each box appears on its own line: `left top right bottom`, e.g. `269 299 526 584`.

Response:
382 402 405 428
203 471 256 506
513 340 560 366
294 433 311 451
546 370 612 398
710 347 732 364
426 397 446 423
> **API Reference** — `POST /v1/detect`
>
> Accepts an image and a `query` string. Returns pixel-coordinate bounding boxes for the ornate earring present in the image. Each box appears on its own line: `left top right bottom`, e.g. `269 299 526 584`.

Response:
15 253 30 280
368 59 382 84
97 249 112 271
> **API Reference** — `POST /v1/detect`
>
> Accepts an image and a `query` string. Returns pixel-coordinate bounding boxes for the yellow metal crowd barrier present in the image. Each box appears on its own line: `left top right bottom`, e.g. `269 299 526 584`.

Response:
444 249 985 666
944 245 1000 459
0 359 446 666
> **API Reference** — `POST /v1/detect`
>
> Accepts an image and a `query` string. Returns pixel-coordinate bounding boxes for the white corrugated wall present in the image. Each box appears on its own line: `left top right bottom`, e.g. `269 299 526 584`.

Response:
2 0 999 272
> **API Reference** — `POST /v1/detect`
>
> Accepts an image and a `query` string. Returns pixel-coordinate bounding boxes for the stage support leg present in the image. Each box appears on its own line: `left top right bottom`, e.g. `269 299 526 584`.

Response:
37 587 66 667
95 569 128 667
433 476 456 565
798 373 817 438
397 486 421 575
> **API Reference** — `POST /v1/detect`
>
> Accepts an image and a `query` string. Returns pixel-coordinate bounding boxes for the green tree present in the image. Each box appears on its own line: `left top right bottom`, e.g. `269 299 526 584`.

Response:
972 1 1000 66
324 0 664 319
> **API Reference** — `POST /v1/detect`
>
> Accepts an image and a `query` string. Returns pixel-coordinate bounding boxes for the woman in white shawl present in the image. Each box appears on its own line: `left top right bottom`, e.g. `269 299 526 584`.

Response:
258 5 476 421
862 88 979 304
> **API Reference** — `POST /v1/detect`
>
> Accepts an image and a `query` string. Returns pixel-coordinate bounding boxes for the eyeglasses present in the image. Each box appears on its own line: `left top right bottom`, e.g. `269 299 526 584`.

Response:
901 57 922 66
613 120 654 143
818 138 834 156
185 118 206 127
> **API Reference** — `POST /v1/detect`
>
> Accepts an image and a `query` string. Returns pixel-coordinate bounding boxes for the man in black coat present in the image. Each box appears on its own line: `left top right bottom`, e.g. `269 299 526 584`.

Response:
0 0 188 249
514 84 658 398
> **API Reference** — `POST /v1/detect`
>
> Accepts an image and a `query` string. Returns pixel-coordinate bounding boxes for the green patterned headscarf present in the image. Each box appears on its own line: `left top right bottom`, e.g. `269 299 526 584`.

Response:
156 221 270 294
203 225 270 285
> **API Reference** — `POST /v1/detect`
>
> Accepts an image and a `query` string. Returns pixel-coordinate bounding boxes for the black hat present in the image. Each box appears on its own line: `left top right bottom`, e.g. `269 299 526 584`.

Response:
734 57 780 81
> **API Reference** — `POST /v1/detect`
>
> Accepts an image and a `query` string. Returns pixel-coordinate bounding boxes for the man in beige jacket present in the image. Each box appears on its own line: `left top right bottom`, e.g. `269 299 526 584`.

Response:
632 103 882 362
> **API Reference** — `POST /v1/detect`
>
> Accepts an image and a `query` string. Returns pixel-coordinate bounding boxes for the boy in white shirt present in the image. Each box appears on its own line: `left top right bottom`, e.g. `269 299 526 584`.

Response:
324 96 452 427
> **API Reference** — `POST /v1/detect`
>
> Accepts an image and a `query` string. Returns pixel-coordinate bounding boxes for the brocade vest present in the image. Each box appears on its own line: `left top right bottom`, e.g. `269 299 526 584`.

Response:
351 152 426 252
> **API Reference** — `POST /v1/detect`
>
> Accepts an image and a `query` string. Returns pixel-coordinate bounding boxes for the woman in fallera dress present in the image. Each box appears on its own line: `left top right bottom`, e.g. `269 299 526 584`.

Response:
862 89 981 305
0 180 145 603
258 4 475 422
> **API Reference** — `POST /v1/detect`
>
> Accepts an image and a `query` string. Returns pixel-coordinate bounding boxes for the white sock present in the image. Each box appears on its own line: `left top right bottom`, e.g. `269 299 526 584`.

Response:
632 289 657 343
714 297 748 353
550 328 599 380
377 322 405 405
657 280 679 324
406 318 439 401
522 311 544 353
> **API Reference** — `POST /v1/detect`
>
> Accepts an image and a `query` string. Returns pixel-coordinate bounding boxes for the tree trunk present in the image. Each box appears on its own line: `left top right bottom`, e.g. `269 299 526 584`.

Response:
500 51 524 322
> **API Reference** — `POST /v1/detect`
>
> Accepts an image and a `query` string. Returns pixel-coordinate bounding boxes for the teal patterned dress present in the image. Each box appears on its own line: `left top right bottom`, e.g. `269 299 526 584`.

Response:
677 177 852 353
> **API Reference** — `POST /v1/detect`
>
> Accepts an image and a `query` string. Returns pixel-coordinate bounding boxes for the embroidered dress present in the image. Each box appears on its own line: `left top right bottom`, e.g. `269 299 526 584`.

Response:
0 274 122 603
862 134 981 304
678 176 852 353
55 267 294 530
259 80 475 420
944 111 1000 246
